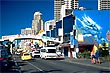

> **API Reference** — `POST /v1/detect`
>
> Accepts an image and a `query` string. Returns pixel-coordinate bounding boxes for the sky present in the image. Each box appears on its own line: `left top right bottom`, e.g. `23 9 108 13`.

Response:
79 0 98 10
0 0 54 38
0 0 98 39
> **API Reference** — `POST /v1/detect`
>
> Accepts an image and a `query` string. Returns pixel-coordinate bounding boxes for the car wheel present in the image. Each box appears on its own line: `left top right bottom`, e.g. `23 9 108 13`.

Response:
40 56 42 59
44 57 47 60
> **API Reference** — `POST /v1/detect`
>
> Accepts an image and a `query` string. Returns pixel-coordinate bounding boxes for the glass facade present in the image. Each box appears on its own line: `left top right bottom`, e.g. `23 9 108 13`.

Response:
63 15 75 34
55 20 62 37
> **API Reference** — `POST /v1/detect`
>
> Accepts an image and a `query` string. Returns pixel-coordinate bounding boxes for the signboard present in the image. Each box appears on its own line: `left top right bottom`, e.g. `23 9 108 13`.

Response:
70 32 74 48
78 34 84 42
106 30 110 41
58 28 63 36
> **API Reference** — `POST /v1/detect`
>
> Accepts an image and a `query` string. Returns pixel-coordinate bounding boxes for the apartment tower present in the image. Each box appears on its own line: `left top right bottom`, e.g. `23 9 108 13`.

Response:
98 0 110 10
32 12 44 34
54 0 64 21
21 28 35 35
54 0 79 21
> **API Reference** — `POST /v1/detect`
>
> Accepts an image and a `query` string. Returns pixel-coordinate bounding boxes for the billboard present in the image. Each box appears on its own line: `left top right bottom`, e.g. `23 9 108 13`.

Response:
73 10 110 42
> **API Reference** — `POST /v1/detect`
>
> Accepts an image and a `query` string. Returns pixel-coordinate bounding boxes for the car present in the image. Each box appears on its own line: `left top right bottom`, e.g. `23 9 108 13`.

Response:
40 47 58 59
0 48 9 69
21 52 32 61
32 50 40 58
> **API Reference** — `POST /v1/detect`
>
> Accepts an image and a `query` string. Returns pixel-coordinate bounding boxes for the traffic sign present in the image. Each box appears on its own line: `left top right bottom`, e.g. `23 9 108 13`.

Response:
106 30 110 41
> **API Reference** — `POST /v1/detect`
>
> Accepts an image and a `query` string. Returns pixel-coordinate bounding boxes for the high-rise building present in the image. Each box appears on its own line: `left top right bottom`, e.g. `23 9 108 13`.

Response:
54 0 79 21
65 0 78 9
21 28 35 35
32 12 44 34
65 0 73 9
45 20 55 32
54 0 64 21
98 0 110 10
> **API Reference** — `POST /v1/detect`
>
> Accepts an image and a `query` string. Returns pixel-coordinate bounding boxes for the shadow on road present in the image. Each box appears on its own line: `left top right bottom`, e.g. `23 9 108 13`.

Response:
0 60 20 73
44 58 65 60
17 61 27 66
100 70 110 73
72 69 110 73
1 70 19 73
31 69 62 73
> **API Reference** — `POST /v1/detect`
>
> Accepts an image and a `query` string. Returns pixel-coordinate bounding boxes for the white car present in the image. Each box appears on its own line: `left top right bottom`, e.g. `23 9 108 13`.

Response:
32 50 40 58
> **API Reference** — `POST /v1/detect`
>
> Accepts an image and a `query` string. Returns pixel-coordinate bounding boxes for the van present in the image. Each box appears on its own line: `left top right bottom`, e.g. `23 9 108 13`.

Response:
40 47 58 59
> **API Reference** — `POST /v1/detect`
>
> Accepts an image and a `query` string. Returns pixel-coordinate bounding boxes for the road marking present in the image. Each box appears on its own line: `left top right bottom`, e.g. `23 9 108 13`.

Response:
26 61 45 73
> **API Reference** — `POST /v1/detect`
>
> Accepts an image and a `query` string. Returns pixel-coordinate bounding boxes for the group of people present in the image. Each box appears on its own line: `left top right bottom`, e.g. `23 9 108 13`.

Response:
91 45 100 64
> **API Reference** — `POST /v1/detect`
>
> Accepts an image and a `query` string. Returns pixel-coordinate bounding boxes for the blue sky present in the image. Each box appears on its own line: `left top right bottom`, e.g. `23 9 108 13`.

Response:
79 0 98 10
0 0 98 38
0 0 54 38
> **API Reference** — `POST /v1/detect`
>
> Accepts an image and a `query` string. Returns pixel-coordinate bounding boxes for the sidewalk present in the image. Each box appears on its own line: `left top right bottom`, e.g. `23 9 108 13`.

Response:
64 58 110 70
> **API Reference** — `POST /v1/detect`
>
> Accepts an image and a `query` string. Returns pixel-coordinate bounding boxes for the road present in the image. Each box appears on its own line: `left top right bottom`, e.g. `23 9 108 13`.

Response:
12 55 109 73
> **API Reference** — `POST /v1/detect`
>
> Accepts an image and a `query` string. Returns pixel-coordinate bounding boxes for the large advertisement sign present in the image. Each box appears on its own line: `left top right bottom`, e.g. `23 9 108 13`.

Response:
73 10 110 42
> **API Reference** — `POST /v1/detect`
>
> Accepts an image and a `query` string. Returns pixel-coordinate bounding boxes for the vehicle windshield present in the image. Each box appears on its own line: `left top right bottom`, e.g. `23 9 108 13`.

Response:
24 54 29 56
0 50 8 58
47 49 56 53
47 44 55 47
0 45 5 49
34 51 40 53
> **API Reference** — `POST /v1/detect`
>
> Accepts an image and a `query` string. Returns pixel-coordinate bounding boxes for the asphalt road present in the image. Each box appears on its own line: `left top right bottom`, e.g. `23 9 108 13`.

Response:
0 60 20 73
13 55 109 73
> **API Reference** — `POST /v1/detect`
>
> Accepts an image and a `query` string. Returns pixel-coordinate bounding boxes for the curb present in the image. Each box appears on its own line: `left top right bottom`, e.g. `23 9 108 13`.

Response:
64 59 110 70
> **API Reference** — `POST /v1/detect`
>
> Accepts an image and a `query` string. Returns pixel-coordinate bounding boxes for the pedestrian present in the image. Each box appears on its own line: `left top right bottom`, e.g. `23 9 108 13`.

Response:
91 51 96 64
72 51 77 59
95 50 101 64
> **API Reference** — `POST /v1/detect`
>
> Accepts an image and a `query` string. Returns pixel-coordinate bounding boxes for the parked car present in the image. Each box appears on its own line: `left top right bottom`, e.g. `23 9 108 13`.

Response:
32 50 40 58
21 52 32 61
0 48 9 69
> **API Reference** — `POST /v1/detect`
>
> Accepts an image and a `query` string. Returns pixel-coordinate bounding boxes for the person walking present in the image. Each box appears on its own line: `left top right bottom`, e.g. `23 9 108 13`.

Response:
90 45 97 64
91 51 96 64
95 50 101 64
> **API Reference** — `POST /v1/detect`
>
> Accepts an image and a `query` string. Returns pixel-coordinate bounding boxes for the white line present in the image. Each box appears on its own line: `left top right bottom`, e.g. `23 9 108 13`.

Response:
26 61 44 72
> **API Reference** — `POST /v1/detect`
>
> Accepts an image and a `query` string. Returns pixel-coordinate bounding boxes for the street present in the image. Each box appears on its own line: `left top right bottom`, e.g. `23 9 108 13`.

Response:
1 0 110 73
12 55 109 73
